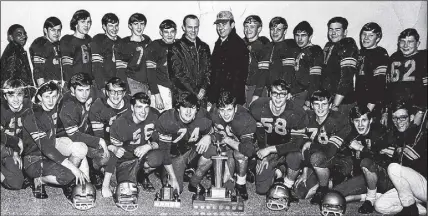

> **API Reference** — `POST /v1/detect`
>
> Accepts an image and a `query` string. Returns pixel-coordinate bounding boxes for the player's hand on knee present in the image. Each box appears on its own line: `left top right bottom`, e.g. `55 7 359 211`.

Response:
109 145 125 158
134 144 151 159
257 147 271 159
196 135 210 154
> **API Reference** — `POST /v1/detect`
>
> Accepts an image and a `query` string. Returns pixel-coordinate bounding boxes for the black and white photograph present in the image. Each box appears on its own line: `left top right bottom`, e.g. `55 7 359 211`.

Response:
1 1 427 215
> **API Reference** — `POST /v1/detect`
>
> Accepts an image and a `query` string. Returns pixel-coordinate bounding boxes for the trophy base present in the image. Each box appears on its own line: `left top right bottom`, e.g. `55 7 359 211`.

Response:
154 200 181 208
193 197 244 212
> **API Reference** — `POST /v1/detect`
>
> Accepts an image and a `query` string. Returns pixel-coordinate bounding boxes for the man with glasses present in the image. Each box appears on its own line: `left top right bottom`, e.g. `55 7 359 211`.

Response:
375 101 427 215
249 79 307 198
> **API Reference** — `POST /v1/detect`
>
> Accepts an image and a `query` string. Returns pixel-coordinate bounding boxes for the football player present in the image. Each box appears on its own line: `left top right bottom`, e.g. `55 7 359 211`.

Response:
21 81 89 201
29 17 63 87
242 15 270 108
1 130 24 190
252 17 299 104
60 10 92 85
91 13 121 93
210 90 257 200
57 73 110 190
109 92 163 211
116 13 151 96
385 28 427 126
89 77 130 197
250 79 307 197
156 92 216 196
355 22 388 116
333 105 393 214
146 19 177 112
292 21 323 110
296 90 352 205
322 17 359 115
375 101 427 215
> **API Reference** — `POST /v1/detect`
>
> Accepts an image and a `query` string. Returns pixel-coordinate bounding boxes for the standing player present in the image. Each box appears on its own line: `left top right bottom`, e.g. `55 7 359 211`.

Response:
29 17 63 87
109 92 163 211
292 21 323 109
386 28 427 126
322 17 359 114
89 77 130 197
116 13 151 96
91 13 121 93
250 79 307 197
210 91 257 200
146 19 177 112
156 92 216 196
60 9 92 85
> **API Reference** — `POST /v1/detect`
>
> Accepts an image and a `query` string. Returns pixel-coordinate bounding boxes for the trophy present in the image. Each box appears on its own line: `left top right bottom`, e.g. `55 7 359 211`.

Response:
192 138 244 212
153 175 180 208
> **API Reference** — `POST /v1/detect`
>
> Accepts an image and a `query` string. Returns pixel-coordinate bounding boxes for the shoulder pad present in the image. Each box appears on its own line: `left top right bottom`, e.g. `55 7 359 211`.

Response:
149 107 161 117
284 39 298 48
60 34 74 42
92 34 108 42
259 36 270 45
31 37 49 48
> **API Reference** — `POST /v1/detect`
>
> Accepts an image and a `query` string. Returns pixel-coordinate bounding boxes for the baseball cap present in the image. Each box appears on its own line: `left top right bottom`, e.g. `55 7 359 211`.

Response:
214 11 234 24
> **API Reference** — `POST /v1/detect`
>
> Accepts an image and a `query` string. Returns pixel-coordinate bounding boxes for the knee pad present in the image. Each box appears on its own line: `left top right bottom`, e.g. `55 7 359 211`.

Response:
310 151 327 168
285 152 302 170
360 158 376 172
71 142 88 160
387 163 401 176
114 181 139 212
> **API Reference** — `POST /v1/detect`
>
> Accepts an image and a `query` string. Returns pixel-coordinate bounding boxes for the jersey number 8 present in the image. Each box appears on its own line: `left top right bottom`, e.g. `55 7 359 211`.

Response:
261 118 287 135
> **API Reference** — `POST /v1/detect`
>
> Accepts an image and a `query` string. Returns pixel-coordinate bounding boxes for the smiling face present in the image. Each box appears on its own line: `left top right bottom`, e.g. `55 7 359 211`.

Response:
71 85 91 103
38 90 59 111
392 109 411 132
103 22 119 39
132 100 150 123
160 28 177 44
270 24 286 42
216 21 234 40
4 90 24 111
294 31 311 48
183 18 199 42
129 21 146 37
178 106 197 124
76 17 92 35
311 99 330 118
399 36 420 57
353 114 372 135
360 30 380 49
10 27 27 46
45 25 62 43
328 22 346 43
270 86 288 108
219 104 236 123
106 84 125 105
244 21 260 42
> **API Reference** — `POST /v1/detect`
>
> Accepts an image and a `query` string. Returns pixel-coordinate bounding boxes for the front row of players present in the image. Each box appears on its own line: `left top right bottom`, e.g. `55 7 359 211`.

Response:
1 76 426 215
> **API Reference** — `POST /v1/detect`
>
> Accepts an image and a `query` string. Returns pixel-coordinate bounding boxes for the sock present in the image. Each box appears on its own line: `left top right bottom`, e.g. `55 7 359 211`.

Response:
366 187 377 204
236 175 246 185
283 177 294 188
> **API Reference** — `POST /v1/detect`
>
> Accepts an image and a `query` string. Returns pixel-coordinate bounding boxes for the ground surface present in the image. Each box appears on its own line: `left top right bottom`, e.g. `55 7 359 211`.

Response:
1 174 383 215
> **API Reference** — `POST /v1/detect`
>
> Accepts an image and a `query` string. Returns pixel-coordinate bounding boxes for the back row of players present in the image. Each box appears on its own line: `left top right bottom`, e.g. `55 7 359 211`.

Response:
0 9 427 215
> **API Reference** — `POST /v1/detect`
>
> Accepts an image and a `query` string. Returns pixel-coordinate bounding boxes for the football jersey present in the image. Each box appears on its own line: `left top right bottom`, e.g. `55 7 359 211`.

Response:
292 44 323 96
322 37 359 104
305 110 351 157
116 35 152 82
250 97 307 148
1 130 20 155
110 107 160 161
57 91 99 148
355 46 389 106
29 37 62 82
21 104 66 164
387 50 427 109
89 95 131 141
0 98 32 137
156 109 213 156
60 34 92 82
91 34 121 88
243 36 271 86
210 105 256 157
145 39 174 94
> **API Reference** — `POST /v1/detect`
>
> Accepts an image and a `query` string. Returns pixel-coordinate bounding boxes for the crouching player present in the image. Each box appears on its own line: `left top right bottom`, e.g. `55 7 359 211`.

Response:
0 130 24 190
210 91 257 200
250 79 307 204
109 92 162 212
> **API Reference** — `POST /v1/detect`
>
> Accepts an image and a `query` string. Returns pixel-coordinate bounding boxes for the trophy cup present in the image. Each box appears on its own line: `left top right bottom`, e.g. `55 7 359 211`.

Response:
192 139 244 212
153 175 180 208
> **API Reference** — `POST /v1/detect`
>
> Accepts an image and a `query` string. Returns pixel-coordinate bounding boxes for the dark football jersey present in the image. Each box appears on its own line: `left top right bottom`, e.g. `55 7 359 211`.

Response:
29 37 62 81
156 109 213 156
0 98 32 137
91 34 121 88
60 34 92 82
387 50 427 109
116 35 152 82
145 39 173 94
1 130 20 154
110 107 160 161
89 95 131 141
355 46 389 105
322 37 359 104
292 44 323 96
244 36 271 86
250 97 307 148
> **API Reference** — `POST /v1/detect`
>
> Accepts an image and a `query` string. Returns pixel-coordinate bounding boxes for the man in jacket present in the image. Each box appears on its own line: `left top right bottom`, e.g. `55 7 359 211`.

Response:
209 11 249 106
169 14 211 109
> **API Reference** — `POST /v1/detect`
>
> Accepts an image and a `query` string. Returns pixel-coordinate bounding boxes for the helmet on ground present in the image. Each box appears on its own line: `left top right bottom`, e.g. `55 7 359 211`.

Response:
71 182 96 210
321 190 346 216
114 181 139 212
266 182 290 211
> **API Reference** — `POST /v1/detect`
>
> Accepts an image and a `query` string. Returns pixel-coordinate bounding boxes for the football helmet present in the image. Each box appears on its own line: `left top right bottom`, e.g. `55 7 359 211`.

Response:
71 182 96 210
321 190 346 216
266 182 290 211
114 181 139 212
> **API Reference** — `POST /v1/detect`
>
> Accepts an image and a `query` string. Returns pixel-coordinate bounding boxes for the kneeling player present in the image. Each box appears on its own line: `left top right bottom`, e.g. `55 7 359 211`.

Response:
0 131 24 190
109 92 162 211
157 92 216 197
210 91 257 200
250 79 307 198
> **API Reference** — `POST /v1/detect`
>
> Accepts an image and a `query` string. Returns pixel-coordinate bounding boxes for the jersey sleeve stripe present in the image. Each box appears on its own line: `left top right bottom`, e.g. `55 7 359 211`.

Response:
309 66 322 75
282 58 295 66
116 60 128 69
65 126 78 136
110 137 123 146
146 61 157 68
91 122 104 130
240 134 254 139
373 66 387 76
61 56 73 65
328 136 343 148
258 61 270 69
92 54 104 63
403 145 420 160
30 131 47 141
33 56 46 64
159 133 172 142
256 122 264 128
340 58 357 68
422 77 427 85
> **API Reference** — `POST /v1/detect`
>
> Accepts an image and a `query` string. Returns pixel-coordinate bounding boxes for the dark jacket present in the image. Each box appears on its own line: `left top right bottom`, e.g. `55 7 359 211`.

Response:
1 42 33 86
169 34 211 98
209 28 249 105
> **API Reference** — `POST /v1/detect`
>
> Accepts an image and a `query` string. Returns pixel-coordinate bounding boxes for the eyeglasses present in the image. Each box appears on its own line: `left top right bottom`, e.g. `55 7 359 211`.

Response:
271 92 287 98
108 89 125 96
392 115 409 122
